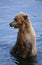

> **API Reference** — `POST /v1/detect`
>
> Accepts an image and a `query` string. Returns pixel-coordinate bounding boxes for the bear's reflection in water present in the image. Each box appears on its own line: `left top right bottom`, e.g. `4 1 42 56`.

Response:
11 55 37 65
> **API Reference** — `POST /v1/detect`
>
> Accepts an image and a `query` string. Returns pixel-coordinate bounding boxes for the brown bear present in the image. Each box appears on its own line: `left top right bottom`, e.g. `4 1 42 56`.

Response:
9 13 37 58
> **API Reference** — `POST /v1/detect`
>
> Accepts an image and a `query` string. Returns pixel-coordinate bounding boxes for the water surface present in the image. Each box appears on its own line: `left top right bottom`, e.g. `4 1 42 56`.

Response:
0 0 42 65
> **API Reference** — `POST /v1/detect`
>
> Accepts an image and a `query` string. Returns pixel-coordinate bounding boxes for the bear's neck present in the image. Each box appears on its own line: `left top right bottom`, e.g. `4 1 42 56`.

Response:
19 20 32 33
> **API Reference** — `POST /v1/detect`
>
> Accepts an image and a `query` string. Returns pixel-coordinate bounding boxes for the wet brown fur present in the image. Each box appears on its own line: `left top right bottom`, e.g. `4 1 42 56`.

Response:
10 13 37 58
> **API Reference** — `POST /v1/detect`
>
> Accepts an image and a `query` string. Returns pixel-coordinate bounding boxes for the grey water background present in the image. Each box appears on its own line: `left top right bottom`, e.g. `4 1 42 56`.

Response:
0 0 42 65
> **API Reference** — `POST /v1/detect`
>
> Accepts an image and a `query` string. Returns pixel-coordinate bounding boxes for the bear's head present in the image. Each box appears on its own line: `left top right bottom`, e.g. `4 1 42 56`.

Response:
9 13 29 28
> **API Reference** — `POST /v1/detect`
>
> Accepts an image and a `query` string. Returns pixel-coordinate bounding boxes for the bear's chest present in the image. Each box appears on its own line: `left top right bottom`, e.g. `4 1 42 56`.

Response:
24 33 32 42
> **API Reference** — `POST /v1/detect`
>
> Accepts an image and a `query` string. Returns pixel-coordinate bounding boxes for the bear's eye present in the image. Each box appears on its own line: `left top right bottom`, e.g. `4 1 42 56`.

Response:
14 18 18 22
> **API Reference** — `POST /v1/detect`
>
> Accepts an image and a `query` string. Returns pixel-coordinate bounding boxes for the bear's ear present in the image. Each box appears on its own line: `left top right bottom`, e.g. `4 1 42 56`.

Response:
23 15 28 19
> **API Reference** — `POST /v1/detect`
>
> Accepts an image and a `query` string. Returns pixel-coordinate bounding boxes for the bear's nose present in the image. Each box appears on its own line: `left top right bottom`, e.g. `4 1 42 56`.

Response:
9 23 12 27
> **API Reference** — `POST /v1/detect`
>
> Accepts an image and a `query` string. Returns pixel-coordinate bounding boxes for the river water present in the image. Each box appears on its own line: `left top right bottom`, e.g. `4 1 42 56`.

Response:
0 0 42 65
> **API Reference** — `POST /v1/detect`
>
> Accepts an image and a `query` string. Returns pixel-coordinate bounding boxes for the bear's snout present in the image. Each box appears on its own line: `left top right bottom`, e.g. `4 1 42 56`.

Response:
9 23 13 27
9 22 18 28
9 21 15 27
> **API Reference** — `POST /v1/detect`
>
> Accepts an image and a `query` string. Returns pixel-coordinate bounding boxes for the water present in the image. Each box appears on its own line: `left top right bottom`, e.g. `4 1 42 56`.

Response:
0 0 42 65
